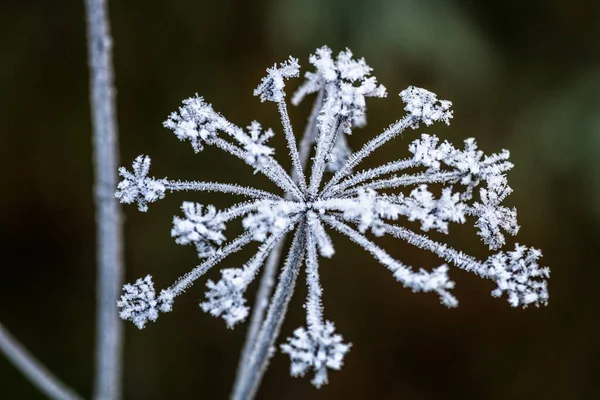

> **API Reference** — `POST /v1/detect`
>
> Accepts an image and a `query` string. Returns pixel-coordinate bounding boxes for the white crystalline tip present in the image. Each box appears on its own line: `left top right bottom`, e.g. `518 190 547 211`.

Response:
201 268 249 328
115 155 166 212
117 275 166 329
400 86 453 127
281 322 351 388
171 202 227 258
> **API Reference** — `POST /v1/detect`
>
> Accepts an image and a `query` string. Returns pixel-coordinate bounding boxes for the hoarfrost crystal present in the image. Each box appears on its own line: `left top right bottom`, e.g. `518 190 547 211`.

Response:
171 202 226 258
115 46 549 392
281 321 351 388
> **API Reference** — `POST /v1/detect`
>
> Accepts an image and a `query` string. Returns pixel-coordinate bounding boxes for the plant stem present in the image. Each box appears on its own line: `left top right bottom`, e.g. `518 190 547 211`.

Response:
231 90 323 398
84 1 124 399
231 223 307 400
0 322 84 400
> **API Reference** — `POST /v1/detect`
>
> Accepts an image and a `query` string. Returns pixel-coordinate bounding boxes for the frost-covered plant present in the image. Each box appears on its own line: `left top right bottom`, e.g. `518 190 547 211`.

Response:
115 46 549 398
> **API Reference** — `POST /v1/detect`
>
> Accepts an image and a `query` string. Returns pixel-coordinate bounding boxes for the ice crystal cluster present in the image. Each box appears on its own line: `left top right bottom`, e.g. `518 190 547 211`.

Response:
115 46 549 389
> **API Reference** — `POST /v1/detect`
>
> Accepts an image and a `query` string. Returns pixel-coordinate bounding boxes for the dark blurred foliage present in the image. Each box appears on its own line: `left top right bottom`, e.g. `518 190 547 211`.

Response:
1 0 599 399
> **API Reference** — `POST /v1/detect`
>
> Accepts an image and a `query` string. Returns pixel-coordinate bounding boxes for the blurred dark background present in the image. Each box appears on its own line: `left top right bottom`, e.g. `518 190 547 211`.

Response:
1 0 599 399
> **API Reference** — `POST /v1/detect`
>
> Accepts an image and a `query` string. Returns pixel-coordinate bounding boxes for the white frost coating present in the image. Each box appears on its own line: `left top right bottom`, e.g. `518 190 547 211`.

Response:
317 188 401 237
117 276 173 329
470 176 519 250
486 244 549 307
396 185 466 234
325 134 352 173
324 215 458 308
115 155 166 212
115 46 550 392
242 201 302 242
171 202 226 258
307 212 334 258
293 47 387 195
281 227 348 387
201 228 289 328
400 86 453 127
281 322 351 388
163 95 222 153
293 46 386 132
469 176 519 250
201 268 249 328
241 121 275 171
409 135 513 190
408 134 455 171
254 57 300 103
163 95 303 200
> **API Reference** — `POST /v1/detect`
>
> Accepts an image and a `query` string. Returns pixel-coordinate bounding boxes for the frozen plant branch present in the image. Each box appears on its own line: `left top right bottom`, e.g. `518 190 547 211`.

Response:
115 46 550 399
0 322 84 400
84 0 124 399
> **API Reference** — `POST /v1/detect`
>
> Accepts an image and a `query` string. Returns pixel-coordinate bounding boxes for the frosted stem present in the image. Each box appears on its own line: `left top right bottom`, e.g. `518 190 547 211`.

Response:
232 94 320 393
304 230 324 328
165 180 281 200
322 115 414 194
297 88 324 191
232 223 307 400
277 100 308 194
308 84 340 198
338 170 461 198
322 158 416 198
234 231 286 384
212 137 303 200
168 232 255 297
323 215 457 306
293 88 324 183
84 0 124 398
379 222 482 273
0 322 83 400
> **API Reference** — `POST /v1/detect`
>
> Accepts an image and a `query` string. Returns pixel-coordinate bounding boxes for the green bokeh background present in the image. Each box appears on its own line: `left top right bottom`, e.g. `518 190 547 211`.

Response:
1 0 599 399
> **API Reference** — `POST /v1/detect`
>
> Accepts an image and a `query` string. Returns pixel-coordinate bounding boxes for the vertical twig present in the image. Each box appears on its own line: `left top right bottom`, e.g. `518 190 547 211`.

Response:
0 323 83 400
232 223 307 400
84 1 124 399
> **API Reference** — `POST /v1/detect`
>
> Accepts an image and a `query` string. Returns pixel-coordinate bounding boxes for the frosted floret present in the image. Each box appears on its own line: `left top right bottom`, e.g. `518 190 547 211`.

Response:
400 86 453 127
485 245 550 307
242 201 300 242
254 57 300 103
163 95 222 153
281 322 351 388
408 134 514 198
444 139 512 188
117 275 165 329
336 49 373 82
115 155 166 212
171 202 226 258
241 121 275 171
340 189 401 236
471 177 519 250
294 46 386 134
408 134 455 171
397 185 466 234
291 47 337 106
339 76 387 133
447 138 485 186
201 268 249 328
